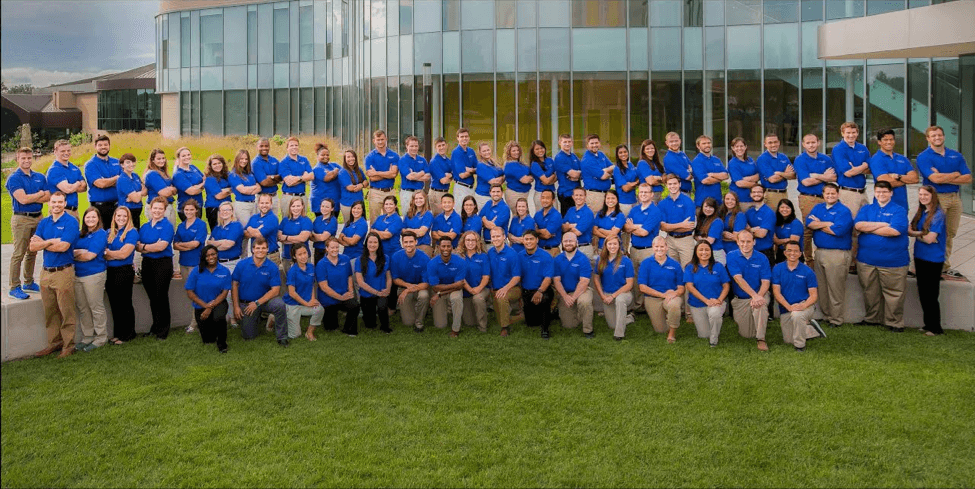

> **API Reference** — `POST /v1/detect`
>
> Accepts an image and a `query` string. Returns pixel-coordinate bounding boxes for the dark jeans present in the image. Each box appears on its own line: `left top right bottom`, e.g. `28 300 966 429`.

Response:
522 287 554 329
92 201 117 230
559 195 574 217
126 206 143 226
325 300 360 335
914 257 944 334
238 297 287 340
361 295 390 332
205 207 219 231
196 302 229 351
313 247 326 265
141 257 172 339
106 265 136 341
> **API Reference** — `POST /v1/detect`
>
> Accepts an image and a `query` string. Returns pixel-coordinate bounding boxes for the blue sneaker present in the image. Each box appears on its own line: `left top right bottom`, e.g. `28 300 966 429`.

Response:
21 282 40 293
8 286 29 300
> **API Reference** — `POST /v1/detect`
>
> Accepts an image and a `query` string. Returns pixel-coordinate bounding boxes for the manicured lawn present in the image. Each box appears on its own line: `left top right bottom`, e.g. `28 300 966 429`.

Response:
2 315 973 488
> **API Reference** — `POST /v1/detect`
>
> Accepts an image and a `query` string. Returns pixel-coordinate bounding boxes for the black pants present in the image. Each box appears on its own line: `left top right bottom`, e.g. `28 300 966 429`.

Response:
126 206 143 227
92 201 118 230
205 207 219 231
559 195 574 217
106 265 136 341
325 300 360 335
141 257 173 339
313 247 326 264
914 257 944 334
196 302 229 351
522 287 554 329
361 296 390 332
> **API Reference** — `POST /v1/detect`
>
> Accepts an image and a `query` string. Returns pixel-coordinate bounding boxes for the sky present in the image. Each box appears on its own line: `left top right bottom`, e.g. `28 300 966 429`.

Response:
1 0 158 88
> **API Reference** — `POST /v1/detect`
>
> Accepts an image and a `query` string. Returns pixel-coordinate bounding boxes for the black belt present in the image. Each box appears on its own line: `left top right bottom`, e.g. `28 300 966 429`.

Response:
218 257 240 263
765 188 786 193
669 232 692 238
14 211 42 217
372 187 393 192
44 263 73 272
283 192 305 196
631 245 652 250
65 206 78 211
90 201 116 205
430 188 449 192
588 189 607 193
840 186 865 194
542 245 560 250
454 182 473 188
799 192 820 198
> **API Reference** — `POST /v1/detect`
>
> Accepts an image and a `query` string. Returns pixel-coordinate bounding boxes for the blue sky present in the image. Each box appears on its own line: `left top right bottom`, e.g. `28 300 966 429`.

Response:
1 1 158 88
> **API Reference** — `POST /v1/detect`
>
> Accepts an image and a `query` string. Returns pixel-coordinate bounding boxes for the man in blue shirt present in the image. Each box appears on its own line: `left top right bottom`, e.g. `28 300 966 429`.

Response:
450 128 478 207
831 122 871 265
399 136 430 217
772 241 825 352
726 232 771 351
427 236 466 336
533 190 563 258
519 230 555 338
562 187 596 261
552 232 594 338
428 137 453 215
232 238 289 345
756 133 796 213
580 134 614 213
45 139 87 217
364 130 400 222
662 132 693 193
659 174 696 270
479 185 510 243
7 147 49 300
554 134 582 216
690 135 729 208
84 134 120 229
624 184 663 300
805 183 854 328
252 138 282 216
794 133 837 264
29 192 79 358
391 232 431 332
431 193 463 248
854 181 910 332
869 129 918 216
745 185 777 269
917 125 971 277
636 236 684 342
487 227 523 336
279 136 314 213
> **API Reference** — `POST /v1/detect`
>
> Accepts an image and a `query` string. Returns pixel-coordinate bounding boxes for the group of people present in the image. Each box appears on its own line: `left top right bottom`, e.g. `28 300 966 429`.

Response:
7 123 968 358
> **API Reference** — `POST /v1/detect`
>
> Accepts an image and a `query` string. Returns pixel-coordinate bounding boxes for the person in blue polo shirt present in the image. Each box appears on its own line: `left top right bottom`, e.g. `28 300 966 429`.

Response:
581 134 615 213
507 198 536 253
636 139 665 203
594 235 635 341
503 141 533 207
337 201 368 260
104 206 139 344
519 230 555 338
84 134 120 228
203 154 233 230
868 129 918 216
662 132 693 194
756 133 795 213
625 184 663 297
30 192 79 358
554 134 582 216
552 232 594 338
451 128 478 207
252 138 282 217
659 174 696 271
355 233 393 333
7 147 49 300
612 145 640 218
316 238 360 336
805 183 854 328
312 199 338 263
245 194 282 273
338 150 369 223
487 227 523 336
116 153 145 226
46 139 86 217
460 230 492 332
772 241 825 352
832 122 872 264
637 236 684 343
908 186 948 336
562 187 596 261
137 197 175 340
208 202 245 273
399 136 431 217
403 191 435 256
917 125 970 277
854 181 910 332
479 185 510 244
232 237 288 345
745 185 778 269
365 130 400 222
185 245 233 353
144 148 177 224
694 197 726 264
427 237 467 336
372 196 404 258
284 245 323 341
728 138 760 213
73 207 108 352
690 135 729 208
726 231 772 351
431 193 463 248
278 197 313 272
530 140 558 213
279 137 314 214
230 150 261 244
172 147 205 221
173 199 209 332
533 190 563 258
475 143 505 210
391 231 431 332
684 240 730 347
428 138 453 215
310 143 341 219
593 190 625 250
794 133 836 263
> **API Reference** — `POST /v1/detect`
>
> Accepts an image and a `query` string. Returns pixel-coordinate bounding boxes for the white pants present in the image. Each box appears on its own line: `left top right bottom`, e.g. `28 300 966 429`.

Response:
400 189 420 216
74 271 108 347
474 193 491 211
233 200 256 259
452 183 475 208
691 303 727 345
287 303 325 338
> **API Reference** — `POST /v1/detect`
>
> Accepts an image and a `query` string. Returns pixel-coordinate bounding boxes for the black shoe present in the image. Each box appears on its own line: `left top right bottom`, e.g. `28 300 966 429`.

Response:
278 339 290 347
615 336 624 342
541 328 550 339
219 348 228 353
413 326 423 333
380 327 393 334
907 270 916 278
709 342 717 348
795 346 805 353
888 326 905 333
585 332 595 339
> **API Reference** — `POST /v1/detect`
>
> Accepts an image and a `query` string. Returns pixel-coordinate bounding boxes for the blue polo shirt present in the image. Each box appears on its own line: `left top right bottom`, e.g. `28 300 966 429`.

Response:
138 218 174 259
728 156 759 201
868 151 915 212
637 160 664 194
6 169 47 213
745 204 776 252
595 256 634 295
722 211 749 255
280 216 312 259
174 218 209 266
554 150 582 197
429 154 453 191
210 221 244 260
232 256 281 302
613 162 639 205
854 201 909 268
772 261 817 313
339 216 368 259
913 208 947 263
487 245 521 289
581 151 614 192
658 193 696 228
595 210 625 248
355 256 389 298
475 162 504 197
432 211 463 248
279 154 312 194
508 215 536 253
628 203 662 249
284 262 317 306
173 165 205 209
310 162 342 209
726 249 772 299
563 204 595 244
917 147 970 194
698 218 725 252
756 151 791 191
35 214 79 268
337 167 366 207
794 152 834 195
364 148 400 189
831 141 871 190
203 175 231 208
519 249 554 291
775 219 804 251
185 264 232 308
663 151 693 193
426 254 467 287
462 252 490 295
229 170 258 203
533 208 563 249
451 146 478 188
399 153 429 192
84 154 120 203
638 256 683 294
479 200 510 242
246 211 280 254
390 249 430 285
74 229 108 277
461 214 482 236
144 170 174 204
373 213 403 255
252 154 280 194
116 172 143 210
683 262 730 307
312 214 339 250
531 157 556 193
805 202 853 251
315 254 353 306
505 161 533 193
46 160 84 207
691 153 726 207
554 251 592 293
106 228 139 267
404 211 434 246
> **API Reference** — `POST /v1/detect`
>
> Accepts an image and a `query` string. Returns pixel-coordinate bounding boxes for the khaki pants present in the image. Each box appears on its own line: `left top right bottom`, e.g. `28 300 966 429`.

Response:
629 247 654 302
399 189 419 217
577 244 597 264
781 307 816 348
815 248 851 326
732 295 769 340
940 191 962 270
452 183 475 209
603 291 633 338
839 188 868 260
798 194 824 263
74 271 108 347
400 289 431 329
40 268 77 350
432 290 463 332
585 190 606 215
762 190 787 213
339 205 353 224
558 289 594 334
463 289 491 332
691 304 726 344
493 286 522 329
286 304 324 338
505 189 529 210
9 213 40 288
233 201 256 259
429 189 448 216
369 187 394 222
856 262 907 328
180 265 200 327
667 235 696 317
644 295 682 333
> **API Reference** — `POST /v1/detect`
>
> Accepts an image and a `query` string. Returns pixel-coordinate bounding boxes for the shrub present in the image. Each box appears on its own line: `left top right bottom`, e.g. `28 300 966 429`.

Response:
69 132 93 147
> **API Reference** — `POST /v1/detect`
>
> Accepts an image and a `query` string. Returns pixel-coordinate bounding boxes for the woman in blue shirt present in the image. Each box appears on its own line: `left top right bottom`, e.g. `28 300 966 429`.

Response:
137 196 176 339
355 232 392 333
73 207 109 351
728 137 761 210
104 206 139 344
719 192 748 256
337 149 368 223
684 240 730 347
475 143 504 209
317 238 360 336
184 244 232 353
173 199 209 332
460 230 491 332
372 196 404 258
637 139 665 203
460 196 483 246
503 141 532 207
284 245 324 341
278 197 313 272
311 143 341 218
203 154 232 230
116 153 146 225
337 201 368 260
143 149 177 225
908 186 948 336
593 235 635 341
507 198 536 253
773 199 804 265
312 199 338 263
612 145 640 214
403 191 434 256
594 190 626 249
229 149 261 256
529 140 558 212
694 197 726 264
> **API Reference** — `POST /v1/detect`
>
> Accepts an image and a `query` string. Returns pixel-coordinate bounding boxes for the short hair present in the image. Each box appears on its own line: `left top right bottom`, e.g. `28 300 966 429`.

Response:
822 182 840 193
54 139 70 149
802 133 820 142
764 133 780 142
17 147 32 156
441 193 454 202
400 230 418 241
521 229 539 239
540 189 556 199
750 183 766 193
585 134 600 143
434 136 447 145
182 198 201 213
490 183 504 192
286 136 299 145
404 135 419 146
876 128 896 141
258 193 273 203
573 187 587 195
94 134 110 145
925 125 944 137
840 121 859 133
373 130 387 138
558 133 572 141
253 237 268 248
664 173 680 183
257 137 270 145
149 196 168 208
695 135 712 146
784 240 801 250
119 153 137 164
456 127 469 136
315 142 329 153
437 236 453 246
665 131 680 141
50 191 67 201
875 181 893 191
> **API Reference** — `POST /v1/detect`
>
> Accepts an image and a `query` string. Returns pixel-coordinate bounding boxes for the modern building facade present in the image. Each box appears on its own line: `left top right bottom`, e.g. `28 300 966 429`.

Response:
154 0 973 211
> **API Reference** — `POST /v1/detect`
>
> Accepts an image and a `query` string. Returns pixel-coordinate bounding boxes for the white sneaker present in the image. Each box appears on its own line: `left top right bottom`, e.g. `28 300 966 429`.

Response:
185 325 196 334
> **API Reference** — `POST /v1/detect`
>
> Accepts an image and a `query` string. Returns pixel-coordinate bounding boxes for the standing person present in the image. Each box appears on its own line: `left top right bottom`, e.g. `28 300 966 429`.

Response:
184 245 232 353
450 128 478 206
116 153 145 226
772 241 826 352
173 199 208 331
460 196 483 239
310 143 342 218
284 246 324 340
104 207 138 344
337 201 368 260
794 133 837 264
519 230 555 338
554 134 582 215
552 232 594 338
638 236 684 343
745 185 778 270
252 138 282 217
690 135 729 207
593 190 625 249
593 235 635 341
364 130 400 222
460 231 491 332
773 199 804 264
805 183 854 328
431 193 463 248
137 197 175 340
581 134 615 213
916 125 971 278
503 141 533 206
427 237 467 337
726 232 772 351
683 240 730 347
832 122 871 267
869 129 919 216
278 197 313 272
662 132 693 194
338 150 368 223
624 184 663 292
7 147 48 300
144 148 177 225
659 174 696 270
533 190 563 258
232 238 289 345
30 191 79 358
72 208 108 351
479 185 511 245
84 134 120 228
172 147 205 221
529 140 558 213
279 136 313 213
355 233 392 333
474 143 504 210
46 139 86 218
694 197 726 264
908 186 947 336
719 192 748 257
203 154 232 230
613 145 640 219
728 138 761 212
756 133 796 212
230 150 261 257
487 226 523 337
562 187 597 262
372 196 404 258
403 191 434 256
312 199 338 263
636 139 665 203
391 231 431 332
245 193 281 274
399 136 431 217
854 181 910 332
507 198 536 253
428 137 453 215
316 238 360 336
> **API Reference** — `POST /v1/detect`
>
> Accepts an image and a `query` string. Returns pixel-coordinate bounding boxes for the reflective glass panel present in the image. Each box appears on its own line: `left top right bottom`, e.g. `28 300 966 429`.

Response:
443 0 460 31
705 26 724 70
201 67 222 91
684 70 704 157
801 67 824 140
802 0 824 20
727 70 763 152
414 0 441 33
300 4 314 61
461 73 494 143
259 89 273 135
371 0 386 38
651 28 681 70
630 72 650 152
932 59 960 149
462 0 494 30
258 4 273 63
538 72 571 146
519 29 537 72
225 66 247 90
764 23 799 69
498 74 516 144
765 0 800 23
443 74 460 140
651 71 682 141
726 0 762 24
573 73 627 149
572 28 626 72
827 0 865 19
443 32 460 73
401 34 414 75
650 0 681 26
224 7 246 65
630 28 649 72
826 64 865 150
538 0 571 27
866 62 906 153
300 61 314 88
386 78 398 146
907 61 929 158
704 0 724 25
630 0 649 27
573 0 625 27
497 30 516 73
372 39 386 76
867 0 905 16
201 91 223 135
538 29 570 72
462 30 494 73
400 0 413 35
274 7 289 63
225 90 247 135
685 0 703 26
518 0 537 27
765 69 801 153
683 27 703 71
497 0 517 28
801 22 822 68
705 70 726 156
518 73 538 143
726 26 761 70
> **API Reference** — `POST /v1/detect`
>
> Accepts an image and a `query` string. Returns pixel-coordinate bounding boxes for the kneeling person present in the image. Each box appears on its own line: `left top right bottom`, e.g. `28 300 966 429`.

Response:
284 246 324 341
391 231 431 332
232 238 289 346
772 241 826 352
637 236 684 343
487 226 523 336
726 231 772 351
519 230 556 338
427 236 467 336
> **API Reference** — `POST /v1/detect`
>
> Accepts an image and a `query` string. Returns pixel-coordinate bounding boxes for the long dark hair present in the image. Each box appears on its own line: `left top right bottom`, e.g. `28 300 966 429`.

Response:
199 244 219 273
79 207 103 238
639 139 664 173
910 185 943 235
695 197 720 238
598 189 621 219
361 231 386 277
719 192 741 231
690 240 715 273
343 149 365 185
461 195 479 223
528 140 548 166
614 144 631 174
775 199 798 226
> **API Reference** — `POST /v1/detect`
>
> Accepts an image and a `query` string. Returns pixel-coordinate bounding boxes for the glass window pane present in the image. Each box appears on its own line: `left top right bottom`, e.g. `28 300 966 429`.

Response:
539 72 571 145
517 73 538 143
274 7 289 63
866 62 906 154
705 26 724 70
801 21 822 68
572 28 626 72
415 32 442 72
630 72 650 151
301 87 314 133
726 26 761 70
400 34 414 75
300 4 314 61
907 61 929 158
191 91 201 136
225 66 247 89
259 3 273 63
765 0 800 23
372 38 386 76
684 70 704 156
650 0 681 26
827 0 864 19
727 0 762 24
168 15 179 69
801 67 824 142
300 61 314 88
867 0 904 16
497 0 516 28
802 0 824 21
630 28 649 72
518 29 537 72
443 0 460 31
539 0 571 27
931 58 959 150
201 67 223 90
275 88 290 135
201 91 223 135
315 60 327 86
443 74 459 139
371 0 386 38
704 0 724 25
538 28 570 72
573 73 626 148
400 0 413 35
518 0 537 27
224 7 246 65
275 62 290 88
316 86 327 133
259 89 273 134
462 30 494 73
461 0 494 30
630 0 648 27
683 27 703 71
497 30 515 73
258 63 273 89
705 70 726 156
573 0 625 27
316 1 328 59
225 90 247 135
497 74 516 144
651 28 681 70
443 32 459 73
764 23 799 69
685 0 703 26
765 69 801 153
826 64 865 151
387 36 399 76
651 71 682 141
461 74 494 143
181 15 191 67
727 69 763 150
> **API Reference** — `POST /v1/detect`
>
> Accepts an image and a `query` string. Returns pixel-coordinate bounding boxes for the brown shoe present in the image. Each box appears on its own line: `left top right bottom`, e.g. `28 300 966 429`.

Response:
757 340 769 351
449 331 459 338
57 348 74 359
500 327 510 337
34 344 63 357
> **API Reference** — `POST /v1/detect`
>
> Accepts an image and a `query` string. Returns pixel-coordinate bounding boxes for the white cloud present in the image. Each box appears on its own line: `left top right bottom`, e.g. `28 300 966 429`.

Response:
1 67 119 89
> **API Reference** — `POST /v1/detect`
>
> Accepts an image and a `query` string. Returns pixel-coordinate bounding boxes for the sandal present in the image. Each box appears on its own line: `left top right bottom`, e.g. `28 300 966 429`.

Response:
305 333 317 342
667 336 676 344
109 337 125 345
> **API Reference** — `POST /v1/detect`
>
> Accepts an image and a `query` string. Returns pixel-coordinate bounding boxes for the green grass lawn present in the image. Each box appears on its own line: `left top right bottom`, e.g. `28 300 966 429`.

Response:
2 314 973 488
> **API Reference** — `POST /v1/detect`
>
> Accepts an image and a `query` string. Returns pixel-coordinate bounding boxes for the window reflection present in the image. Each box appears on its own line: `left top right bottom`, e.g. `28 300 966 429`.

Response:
572 29 626 72
765 0 799 23
498 74 516 144
765 69 801 153
462 0 494 30
728 69 763 155
572 0 625 27
414 0 440 33
538 0 571 27
802 67 824 139
539 72 571 146
573 73 627 150
201 91 223 135
650 0 681 26
726 0 762 25
462 74 494 145
518 73 539 144
907 61 929 159
462 30 494 73
684 71 704 158
630 72 650 152
705 70 726 156
651 71 682 142
866 62 906 154
825 64 865 152
630 0 648 27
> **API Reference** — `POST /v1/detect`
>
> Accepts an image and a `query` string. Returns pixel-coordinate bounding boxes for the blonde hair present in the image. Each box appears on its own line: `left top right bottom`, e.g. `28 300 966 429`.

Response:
596 235 625 275
216 201 237 227
406 190 430 219
503 141 525 165
108 206 136 244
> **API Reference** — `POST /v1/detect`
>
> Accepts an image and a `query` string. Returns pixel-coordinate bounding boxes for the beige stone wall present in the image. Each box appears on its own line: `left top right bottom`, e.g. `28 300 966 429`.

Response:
76 93 98 135
160 92 180 139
